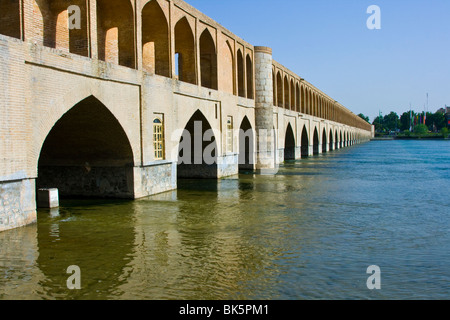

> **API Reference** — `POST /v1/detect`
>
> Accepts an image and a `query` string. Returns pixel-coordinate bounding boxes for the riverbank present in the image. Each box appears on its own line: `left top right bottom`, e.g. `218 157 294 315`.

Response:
372 135 449 141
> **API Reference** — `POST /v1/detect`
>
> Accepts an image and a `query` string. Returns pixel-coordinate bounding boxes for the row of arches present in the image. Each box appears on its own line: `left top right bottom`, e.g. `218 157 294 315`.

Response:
0 0 254 97
284 124 358 161
272 68 372 132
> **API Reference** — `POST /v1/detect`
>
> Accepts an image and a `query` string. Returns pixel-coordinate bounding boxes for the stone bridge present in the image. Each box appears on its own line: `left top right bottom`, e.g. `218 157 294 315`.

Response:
0 0 374 232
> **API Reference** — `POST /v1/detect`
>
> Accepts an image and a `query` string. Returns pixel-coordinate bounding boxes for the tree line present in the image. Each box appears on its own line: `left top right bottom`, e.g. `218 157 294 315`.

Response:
357 110 448 134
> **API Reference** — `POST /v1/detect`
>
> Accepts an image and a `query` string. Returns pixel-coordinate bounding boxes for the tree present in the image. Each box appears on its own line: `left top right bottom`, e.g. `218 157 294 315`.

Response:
358 113 370 123
383 112 400 132
400 111 415 131
414 124 428 135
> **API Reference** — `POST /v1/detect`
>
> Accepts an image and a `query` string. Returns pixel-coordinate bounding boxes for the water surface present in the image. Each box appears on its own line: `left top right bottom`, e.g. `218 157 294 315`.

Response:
1 140 449 300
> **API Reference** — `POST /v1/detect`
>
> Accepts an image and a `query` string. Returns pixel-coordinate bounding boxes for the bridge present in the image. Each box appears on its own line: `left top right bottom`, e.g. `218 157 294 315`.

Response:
0 0 374 232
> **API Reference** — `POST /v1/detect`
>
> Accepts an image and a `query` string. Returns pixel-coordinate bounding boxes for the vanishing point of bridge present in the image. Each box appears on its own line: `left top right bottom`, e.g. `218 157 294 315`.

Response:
0 0 373 232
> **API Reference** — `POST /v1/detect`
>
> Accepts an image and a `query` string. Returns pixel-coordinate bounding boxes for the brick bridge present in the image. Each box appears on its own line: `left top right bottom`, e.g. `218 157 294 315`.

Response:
0 0 374 232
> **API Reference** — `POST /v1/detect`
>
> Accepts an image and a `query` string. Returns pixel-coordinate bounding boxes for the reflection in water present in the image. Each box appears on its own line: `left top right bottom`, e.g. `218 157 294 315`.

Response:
0 141 449 299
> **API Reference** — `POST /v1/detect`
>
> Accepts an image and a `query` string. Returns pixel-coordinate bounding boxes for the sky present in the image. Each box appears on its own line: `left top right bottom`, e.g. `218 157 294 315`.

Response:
185 0 450 122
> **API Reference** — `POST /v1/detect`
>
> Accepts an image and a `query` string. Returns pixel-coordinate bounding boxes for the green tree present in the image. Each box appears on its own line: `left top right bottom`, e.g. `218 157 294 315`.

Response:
425 111 446 132
414 124 428 135
400 111 415 131
358 113 370 123
383 112 400 132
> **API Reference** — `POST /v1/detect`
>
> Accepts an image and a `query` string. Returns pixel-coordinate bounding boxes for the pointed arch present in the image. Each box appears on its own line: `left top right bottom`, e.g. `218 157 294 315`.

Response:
301 125 309 157
174 16 196 84
284 76 290 109
295 82 300 112
322 128 327 153
142 0 170 76
0 0 21 39
200 29 218 90
98 0 135 68
37 96 135 199
239 116 254 171
284 123 296 160
246 54 254 99
313 127 319 155
276 71 283 108
221 40 235 94
237 49 245 97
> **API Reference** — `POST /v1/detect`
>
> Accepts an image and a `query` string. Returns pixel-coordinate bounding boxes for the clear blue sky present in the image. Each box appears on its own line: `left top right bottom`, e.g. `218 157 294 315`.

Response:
185 0 450 122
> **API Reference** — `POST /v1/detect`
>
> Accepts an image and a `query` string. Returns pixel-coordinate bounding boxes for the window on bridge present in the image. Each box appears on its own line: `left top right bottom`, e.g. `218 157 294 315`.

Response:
284 76 289 110
142 0 170 77
295 83 300 112
97 0 135 68
226 116 234 153
153 118 165 161
200 29 218 90
175 17 196 85
301 86 305 114
276 72 283 108
237 50 245 97
246 54 254 99
0 0 20 39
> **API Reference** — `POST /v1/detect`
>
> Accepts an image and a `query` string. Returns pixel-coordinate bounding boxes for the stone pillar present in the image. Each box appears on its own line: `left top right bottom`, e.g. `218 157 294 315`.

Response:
254 46 276 173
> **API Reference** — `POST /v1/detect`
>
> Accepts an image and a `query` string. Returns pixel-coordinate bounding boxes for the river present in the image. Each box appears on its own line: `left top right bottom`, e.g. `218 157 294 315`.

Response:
0 140 449 300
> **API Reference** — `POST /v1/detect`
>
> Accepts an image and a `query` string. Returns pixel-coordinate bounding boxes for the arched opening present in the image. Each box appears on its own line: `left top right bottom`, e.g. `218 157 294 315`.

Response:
329 129 333 151
276 72 283 108
142 0 170 77
313 127 319 155
37 96 135 200
335 130 339 149
340 131 343 148
177 110 217 179
32 0 88 56
221 40 235 94
301 125 309 158
284 124 295 161
322 128 327 153
284 76 290 109
246 54 254 99
295 83 300 112
200 29 218 90
174 17 196 84
0 0 21 39
301 86 305 114
272 70 276 106
97 0 135 68
237 49 245 97
290 80 295 111
239 116 254 171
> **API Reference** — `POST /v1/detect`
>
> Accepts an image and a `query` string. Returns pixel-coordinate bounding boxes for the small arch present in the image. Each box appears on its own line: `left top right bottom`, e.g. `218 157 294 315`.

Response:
246 54 254 99
200 29 218 90
239 116 254 171
276 72 283 108
237 49 245 97
322 128 327 153
301 125 309 157
329 129 334 151
284 76 290 109
313 127 319 155
174 16 196 84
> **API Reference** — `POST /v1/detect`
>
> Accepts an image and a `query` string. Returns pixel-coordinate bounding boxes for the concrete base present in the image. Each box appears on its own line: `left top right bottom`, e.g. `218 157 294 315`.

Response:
0 179 37 232
37 188 59 208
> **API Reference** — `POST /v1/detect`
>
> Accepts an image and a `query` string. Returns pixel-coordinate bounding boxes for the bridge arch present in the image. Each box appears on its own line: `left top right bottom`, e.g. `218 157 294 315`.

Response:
37 96 135 199
284 123 295 161
313 127 319 155
177 110 218 179
142 0 170 76
200 29 218 90
329 129 334 151
322 128 327 153
0 0 20 39
98 0 135 68
239 116 254 171
174 16 196 84
301 125 309 158
276 71 283 108
246 54 254 99
237 49 245 97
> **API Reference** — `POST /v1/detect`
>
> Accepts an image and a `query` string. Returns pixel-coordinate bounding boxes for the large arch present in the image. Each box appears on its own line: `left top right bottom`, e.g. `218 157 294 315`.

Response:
313 127 319 155
142 0 170 77
239 116 254 171
200 29 218 90
37 96 135 200
335 130 339 149
329 129 334 151
97 0 135 68
174 17 196 84
0 0 21 39
301 125 309 158
284 123 295 161
177 110 218 179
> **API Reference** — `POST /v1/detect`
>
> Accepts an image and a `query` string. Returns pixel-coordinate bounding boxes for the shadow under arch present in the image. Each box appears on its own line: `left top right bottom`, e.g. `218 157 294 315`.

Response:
239 116 254 171
37 96 135 199
313 127 319 155
177 110 218 179
284 123 295 161
301 125 309 158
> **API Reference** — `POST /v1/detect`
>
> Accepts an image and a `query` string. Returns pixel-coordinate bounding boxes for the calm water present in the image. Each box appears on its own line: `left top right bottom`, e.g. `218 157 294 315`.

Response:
1 140 449 300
